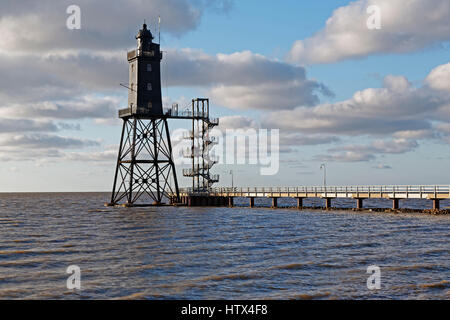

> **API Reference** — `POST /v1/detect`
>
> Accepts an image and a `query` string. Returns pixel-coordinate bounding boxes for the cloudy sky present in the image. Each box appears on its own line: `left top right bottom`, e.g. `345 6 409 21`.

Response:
0 0 449 191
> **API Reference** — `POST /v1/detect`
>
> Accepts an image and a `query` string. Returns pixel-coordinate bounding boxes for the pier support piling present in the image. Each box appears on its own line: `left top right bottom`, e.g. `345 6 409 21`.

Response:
249 197 255 208
356 198 364 209
432 199 440 210
228 197 234 208
296 198 303 209
392 198 399 210
324 198 332 210
271 197 278 208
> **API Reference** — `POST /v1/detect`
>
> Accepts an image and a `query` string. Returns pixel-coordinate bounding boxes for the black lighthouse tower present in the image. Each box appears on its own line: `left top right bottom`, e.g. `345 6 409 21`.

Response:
108 24 179 206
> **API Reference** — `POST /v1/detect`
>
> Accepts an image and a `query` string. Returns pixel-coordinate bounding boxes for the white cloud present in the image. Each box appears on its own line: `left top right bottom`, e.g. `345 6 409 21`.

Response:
215 62 450 162
258 62 450 162
0 1 235 129
373 164 392 169
434 122 450 143
0 132 103 164
287 0 450 64
363 138 419 154
316 139 418 163
165 49 332 110
65 148 117 162
280 133 340 146
0 0 447 168
435 123 450 134
0 0 232 53
317 151 376 163
0 51 126 104
0 95 120 120
219 115 259 130
263 63 450 137
393 129 435 140
383 75 411 92
0 133 100 149
0 119 58 133
425 62 450 91
0 49 330 125
209 81 323 111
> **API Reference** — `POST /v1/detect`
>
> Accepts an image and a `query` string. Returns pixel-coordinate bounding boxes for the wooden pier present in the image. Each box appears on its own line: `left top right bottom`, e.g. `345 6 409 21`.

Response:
173 185 450 210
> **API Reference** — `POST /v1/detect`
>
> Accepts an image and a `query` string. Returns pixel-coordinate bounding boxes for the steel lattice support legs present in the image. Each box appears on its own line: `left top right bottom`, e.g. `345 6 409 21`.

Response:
108 117 179 206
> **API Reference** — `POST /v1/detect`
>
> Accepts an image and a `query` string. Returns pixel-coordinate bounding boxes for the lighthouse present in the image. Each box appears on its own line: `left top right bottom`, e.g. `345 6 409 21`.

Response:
126 23 163 116
109 24 179 207
107 24 219 207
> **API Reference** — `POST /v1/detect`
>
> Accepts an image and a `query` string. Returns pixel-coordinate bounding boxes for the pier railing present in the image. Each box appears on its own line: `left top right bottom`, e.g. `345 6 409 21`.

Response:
179 185 450 199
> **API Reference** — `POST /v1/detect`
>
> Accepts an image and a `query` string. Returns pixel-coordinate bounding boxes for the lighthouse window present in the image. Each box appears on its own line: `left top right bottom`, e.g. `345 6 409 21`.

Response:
147 64 152 72
147 83 152 91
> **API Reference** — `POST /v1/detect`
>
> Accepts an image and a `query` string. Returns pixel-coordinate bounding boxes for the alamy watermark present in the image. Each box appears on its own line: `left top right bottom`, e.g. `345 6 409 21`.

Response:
366 5 381 30
366 265 381 290
172 128 280 176
66 5 81 30
66 265 81 290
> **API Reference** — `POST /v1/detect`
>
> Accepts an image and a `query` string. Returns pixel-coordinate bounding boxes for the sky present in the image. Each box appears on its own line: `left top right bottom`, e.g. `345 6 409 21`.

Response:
0 0 449 192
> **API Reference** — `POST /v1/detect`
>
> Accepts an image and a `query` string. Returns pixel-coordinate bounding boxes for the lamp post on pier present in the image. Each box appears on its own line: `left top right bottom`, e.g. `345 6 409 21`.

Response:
320 164 327 188
224 170 234 189
230 170 234 189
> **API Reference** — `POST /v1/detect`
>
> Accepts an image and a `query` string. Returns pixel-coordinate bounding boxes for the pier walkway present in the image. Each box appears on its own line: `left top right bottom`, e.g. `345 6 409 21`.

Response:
175 185 450 210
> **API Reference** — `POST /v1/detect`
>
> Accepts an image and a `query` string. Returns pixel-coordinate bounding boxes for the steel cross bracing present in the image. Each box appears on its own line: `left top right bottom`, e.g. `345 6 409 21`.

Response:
110 118 179 206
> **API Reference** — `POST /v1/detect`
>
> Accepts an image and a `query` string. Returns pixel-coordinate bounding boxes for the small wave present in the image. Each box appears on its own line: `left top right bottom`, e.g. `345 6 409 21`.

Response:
270 263 311 270
290 292 331 300
0 250 28 255
112 291 148 300
87 209 112 213
0 288 28 299
127 264 156 273
420 280 449 289
0 220 22 225
201 273 259 282
0 248 73 256
0 257 47 267
424 248 448 256
315 263 347 269
12 239 32 243
327 242 381 249
385 264 436 272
